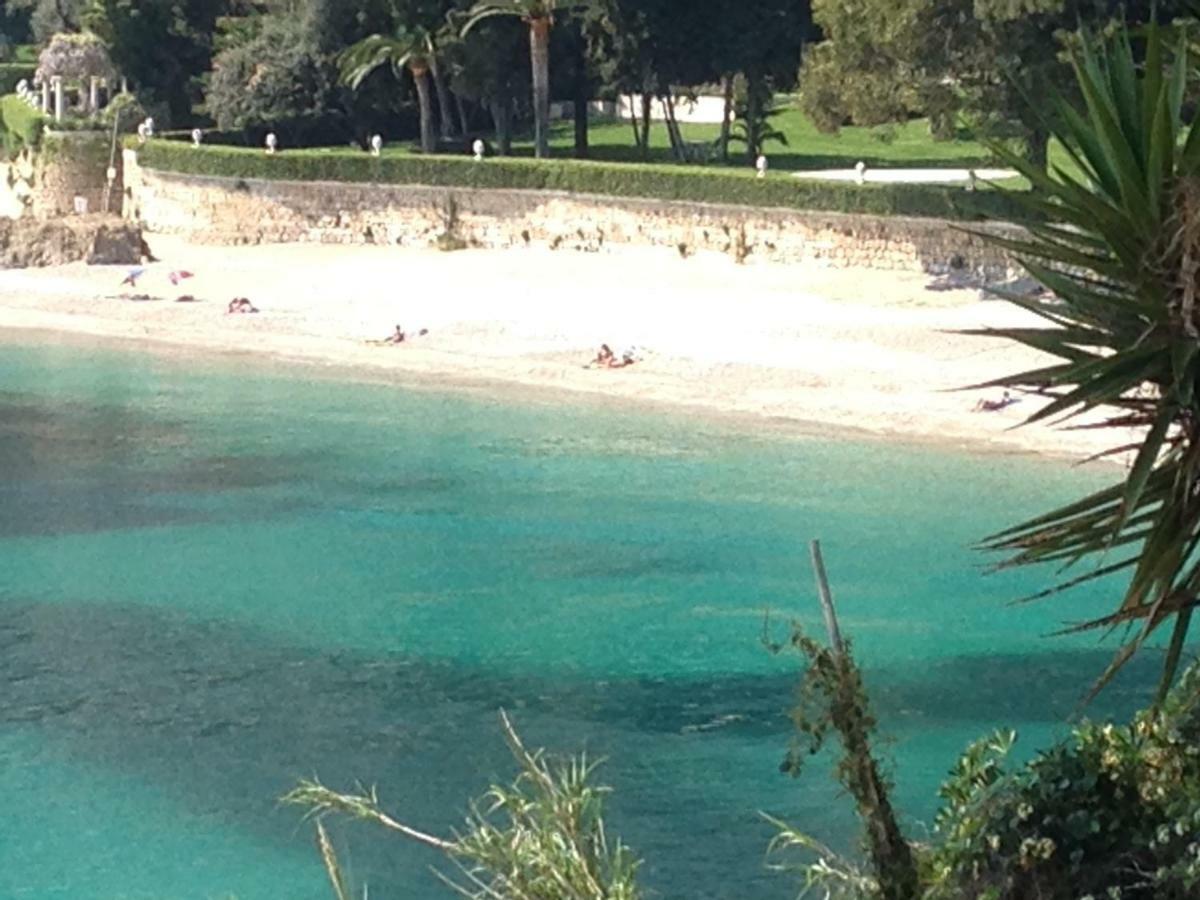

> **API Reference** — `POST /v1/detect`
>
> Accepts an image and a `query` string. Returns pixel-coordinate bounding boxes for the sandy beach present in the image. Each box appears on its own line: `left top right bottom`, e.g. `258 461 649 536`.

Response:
0 236 1129 463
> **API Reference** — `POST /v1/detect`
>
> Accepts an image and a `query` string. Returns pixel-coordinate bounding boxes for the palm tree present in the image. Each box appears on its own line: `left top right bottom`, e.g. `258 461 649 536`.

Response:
977 21 1200 702
339 26 439 154
462 0 572 159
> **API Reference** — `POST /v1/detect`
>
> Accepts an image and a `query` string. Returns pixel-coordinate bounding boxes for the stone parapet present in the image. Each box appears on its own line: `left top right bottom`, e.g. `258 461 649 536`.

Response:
123 150 1021 278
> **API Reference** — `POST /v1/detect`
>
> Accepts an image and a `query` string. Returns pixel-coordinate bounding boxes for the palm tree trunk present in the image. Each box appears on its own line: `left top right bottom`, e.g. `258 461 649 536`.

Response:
745 70 761 164
429 56 458 141
572 32 589 160
456 94 470 136
411 65 437 154
529 16 552 158
639 92 652 160
662 92 685 162
491 100 512 155
719 74 733 163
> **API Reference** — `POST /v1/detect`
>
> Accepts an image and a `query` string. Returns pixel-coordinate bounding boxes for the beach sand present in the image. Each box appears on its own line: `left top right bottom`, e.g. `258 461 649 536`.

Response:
0 235 1131 463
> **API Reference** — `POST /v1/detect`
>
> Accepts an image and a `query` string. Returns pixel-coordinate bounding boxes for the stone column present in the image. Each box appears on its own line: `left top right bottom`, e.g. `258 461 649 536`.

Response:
89 77 99 114
41 81 50 114
52 77 64 122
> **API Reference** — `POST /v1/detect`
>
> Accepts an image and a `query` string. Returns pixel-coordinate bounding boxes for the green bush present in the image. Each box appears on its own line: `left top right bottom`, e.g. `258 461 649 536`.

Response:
0 93 47 155
921 666 1200 899
133 140 1033 223
0 64 36 95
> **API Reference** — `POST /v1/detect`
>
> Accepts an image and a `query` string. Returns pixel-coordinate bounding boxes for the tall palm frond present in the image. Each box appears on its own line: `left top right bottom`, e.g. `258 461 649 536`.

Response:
337 27 433 89
460 0 560 34
977 19 1200 702
338 26 439 153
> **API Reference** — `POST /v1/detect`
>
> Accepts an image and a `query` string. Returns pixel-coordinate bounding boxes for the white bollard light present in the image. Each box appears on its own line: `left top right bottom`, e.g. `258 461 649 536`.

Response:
191 128 203 148
472 139 485 162
370 134 383 156
265 132 278 154
755 154 768 179
854 160 867 185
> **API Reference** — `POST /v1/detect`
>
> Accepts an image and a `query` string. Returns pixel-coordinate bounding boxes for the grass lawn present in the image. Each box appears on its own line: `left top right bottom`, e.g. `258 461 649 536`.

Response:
378 99 1000 171
546 107 998 171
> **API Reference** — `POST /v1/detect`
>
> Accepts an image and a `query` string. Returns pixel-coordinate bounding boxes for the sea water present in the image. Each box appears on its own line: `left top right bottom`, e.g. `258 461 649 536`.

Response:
0 336 1156 899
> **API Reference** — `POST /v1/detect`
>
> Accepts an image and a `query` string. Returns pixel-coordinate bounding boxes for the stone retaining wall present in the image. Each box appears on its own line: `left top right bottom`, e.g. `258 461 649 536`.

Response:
123 149 1021 278
0 131 119 220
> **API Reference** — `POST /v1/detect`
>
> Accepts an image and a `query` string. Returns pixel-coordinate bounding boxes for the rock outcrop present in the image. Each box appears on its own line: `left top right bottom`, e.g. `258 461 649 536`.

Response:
0 214 147 268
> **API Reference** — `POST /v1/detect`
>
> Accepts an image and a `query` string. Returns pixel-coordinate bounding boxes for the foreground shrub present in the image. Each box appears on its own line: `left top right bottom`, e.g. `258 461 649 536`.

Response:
922 664 1200 899
133 139 1032 223
0 93 46 154
284 711 641 900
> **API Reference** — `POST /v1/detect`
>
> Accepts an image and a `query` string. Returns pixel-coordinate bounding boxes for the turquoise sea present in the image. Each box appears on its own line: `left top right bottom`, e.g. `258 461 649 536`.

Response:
0 335 1157 899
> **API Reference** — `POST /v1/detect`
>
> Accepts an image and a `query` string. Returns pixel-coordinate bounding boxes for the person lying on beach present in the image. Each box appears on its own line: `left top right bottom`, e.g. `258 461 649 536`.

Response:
586 344 641 369
121 267 145 287
227 298 259 314
367 326 430 346
591 344 614 367
974 390 1017 412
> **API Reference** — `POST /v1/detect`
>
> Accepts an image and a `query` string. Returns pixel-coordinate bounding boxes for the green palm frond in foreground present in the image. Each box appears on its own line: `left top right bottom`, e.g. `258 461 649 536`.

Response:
975 20 1200 702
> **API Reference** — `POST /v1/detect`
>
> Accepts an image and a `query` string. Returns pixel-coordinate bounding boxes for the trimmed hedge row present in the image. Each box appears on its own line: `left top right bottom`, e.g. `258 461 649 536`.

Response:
0 64 35 95
0 93 46 155
134 140 1034 223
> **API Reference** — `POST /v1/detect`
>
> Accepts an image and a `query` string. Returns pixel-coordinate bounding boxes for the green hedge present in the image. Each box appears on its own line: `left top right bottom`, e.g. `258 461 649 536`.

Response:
0 64 36 95
134 140 1034 223
0 93 46 155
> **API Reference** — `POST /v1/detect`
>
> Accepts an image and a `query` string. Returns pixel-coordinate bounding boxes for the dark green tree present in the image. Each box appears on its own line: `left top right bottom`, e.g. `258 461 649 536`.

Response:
6 0 85 42
86 0 231 124
801 0 1190 166
206 14 332 135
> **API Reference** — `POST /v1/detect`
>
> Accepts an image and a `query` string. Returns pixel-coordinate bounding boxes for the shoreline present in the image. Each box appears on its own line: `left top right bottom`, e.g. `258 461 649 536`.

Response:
0 236 1132 466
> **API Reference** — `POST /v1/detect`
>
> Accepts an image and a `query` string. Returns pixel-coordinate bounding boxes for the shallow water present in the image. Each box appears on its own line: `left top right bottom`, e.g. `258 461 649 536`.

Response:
0 336 1156 899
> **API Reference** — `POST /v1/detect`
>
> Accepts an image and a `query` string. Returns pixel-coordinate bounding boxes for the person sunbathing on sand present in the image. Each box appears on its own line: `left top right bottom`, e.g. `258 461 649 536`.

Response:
368 325 430 346
587 344 640 369
227 298 258 314
974 390 1017 412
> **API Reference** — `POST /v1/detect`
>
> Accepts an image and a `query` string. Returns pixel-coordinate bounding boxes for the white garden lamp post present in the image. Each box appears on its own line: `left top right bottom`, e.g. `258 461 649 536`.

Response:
265 132 278 154
191 128 203 148
370 134 383 157
755 154 768 179
473 139 485 162
854 160 867 185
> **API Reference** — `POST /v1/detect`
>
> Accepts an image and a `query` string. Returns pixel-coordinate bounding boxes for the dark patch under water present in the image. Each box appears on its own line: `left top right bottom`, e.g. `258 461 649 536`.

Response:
0 599 1156 899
